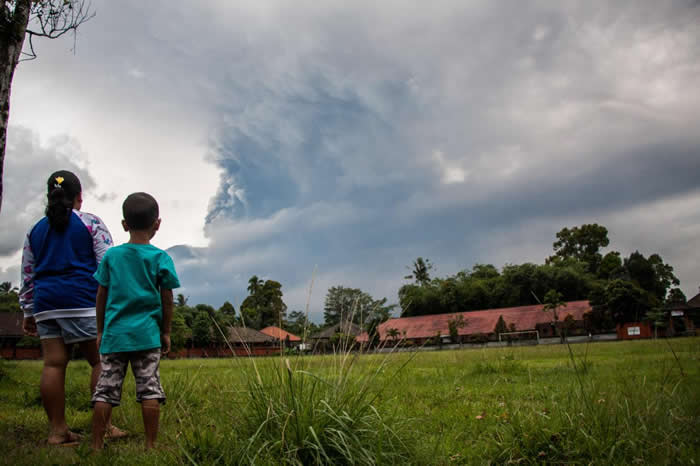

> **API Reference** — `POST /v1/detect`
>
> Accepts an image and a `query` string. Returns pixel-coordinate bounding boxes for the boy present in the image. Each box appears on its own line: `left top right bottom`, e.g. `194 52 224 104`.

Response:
90 192 180 450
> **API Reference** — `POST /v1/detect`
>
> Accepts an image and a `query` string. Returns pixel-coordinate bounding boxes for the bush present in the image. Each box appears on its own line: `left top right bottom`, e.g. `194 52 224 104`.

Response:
15 336 40 348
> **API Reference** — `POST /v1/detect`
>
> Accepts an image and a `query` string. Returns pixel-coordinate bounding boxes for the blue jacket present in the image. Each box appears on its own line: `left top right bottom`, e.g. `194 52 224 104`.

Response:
19 210 113 322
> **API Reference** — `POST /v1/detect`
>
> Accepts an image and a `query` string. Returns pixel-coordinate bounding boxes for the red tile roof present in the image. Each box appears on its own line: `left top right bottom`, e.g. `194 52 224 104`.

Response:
366 300 591 341
260 326 301 342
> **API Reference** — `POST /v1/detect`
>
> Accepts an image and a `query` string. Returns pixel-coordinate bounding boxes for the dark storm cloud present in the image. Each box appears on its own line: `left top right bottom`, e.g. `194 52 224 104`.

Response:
168 0 700 316
5 0 699 314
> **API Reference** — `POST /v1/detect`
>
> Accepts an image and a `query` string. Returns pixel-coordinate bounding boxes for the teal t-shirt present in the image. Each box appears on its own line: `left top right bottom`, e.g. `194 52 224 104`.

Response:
93 243 180 354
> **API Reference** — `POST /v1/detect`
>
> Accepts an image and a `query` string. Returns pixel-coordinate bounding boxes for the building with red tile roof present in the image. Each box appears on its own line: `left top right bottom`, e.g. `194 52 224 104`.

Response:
260 326 302 342
358 300 591 343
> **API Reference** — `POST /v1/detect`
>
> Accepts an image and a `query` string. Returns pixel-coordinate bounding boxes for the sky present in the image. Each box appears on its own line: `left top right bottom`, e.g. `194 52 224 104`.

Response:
1 0 699 322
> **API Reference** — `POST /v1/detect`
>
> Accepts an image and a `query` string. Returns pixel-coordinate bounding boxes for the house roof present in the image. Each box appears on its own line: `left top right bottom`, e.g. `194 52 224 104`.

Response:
228 326 277 344
310 321 363 339
367 300 591 341
260 326 301 342
0 312 24 337
687 292 700 309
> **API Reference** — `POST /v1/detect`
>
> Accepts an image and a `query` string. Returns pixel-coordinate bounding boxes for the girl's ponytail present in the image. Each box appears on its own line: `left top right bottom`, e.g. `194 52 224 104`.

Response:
45 170 82 231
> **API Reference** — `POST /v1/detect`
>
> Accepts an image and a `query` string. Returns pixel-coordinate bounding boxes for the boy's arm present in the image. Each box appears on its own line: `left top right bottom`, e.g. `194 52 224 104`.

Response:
160 288 174 354
95 285 108 350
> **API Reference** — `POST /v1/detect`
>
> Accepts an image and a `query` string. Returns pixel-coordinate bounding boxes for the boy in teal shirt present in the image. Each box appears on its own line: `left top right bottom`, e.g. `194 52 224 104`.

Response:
91 192 180 450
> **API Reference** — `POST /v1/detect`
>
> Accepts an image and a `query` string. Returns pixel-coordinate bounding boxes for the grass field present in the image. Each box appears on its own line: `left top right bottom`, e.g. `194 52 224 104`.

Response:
0 338 698 465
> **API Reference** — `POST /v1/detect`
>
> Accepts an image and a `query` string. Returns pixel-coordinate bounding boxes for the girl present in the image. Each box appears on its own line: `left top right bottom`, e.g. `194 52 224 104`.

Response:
20 170 123 445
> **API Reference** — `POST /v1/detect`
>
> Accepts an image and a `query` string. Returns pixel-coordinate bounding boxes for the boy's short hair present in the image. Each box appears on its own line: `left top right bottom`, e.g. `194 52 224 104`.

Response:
123 192 159 230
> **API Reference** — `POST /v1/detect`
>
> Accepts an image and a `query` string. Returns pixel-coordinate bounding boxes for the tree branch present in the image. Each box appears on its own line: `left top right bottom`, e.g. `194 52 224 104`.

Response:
21 0 94 60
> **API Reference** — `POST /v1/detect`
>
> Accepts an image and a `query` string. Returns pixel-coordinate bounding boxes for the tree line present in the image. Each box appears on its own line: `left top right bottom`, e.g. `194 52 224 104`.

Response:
0 223 692 348
398 224 687 332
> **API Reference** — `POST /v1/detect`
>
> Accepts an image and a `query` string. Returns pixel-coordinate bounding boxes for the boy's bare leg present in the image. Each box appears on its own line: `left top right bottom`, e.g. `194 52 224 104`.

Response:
91 401 112 450
141 400 160 449
40 338 79 444
79 341 127 439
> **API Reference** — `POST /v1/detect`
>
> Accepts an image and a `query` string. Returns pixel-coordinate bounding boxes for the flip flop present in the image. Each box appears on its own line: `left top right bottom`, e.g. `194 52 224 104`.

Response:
48 431 82 447
105 425 129 440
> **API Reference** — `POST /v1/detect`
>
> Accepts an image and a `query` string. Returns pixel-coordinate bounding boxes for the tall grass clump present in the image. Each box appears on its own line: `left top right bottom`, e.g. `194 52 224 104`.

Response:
175 276 416 465
233 351 413 465
471 352 524 376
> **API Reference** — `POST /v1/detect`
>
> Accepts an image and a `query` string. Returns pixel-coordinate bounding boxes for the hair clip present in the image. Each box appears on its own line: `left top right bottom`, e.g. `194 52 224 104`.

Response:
54 176 64 189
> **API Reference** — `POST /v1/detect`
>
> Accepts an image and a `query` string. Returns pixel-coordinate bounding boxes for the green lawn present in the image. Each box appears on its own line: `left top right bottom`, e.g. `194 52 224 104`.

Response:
1 338 698 465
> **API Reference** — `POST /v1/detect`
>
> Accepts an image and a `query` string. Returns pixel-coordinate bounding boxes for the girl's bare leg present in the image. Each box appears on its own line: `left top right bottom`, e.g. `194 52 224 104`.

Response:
40 338 79 444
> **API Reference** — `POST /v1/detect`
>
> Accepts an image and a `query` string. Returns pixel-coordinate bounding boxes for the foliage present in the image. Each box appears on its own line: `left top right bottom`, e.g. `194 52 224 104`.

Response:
399 260 594 318
323 286 394 329
594 279 653 324
175 293 188 307
447 314 466 342
285 310 317 339
240 276 287 330
191 312 211 348
543 290 566 322
494 315 508 336
666 288 687 305
0 283 20 313
386 327 400 341
582 306 615 334
562 314 576 332
404 257 434 285
624 251 679 301
395 224 684 333
170 309 189 352
547 223 610 274
209 312 231 348
218 301 236 317
598 251 624 280
645 308 667 338
543 289 567 342
0 282 18 294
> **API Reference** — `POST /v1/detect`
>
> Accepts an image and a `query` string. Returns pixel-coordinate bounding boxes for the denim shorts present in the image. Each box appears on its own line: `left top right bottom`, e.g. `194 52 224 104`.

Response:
36 317 97 344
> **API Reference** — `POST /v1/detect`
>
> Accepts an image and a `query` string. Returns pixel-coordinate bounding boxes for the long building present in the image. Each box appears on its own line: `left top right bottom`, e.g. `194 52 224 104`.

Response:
359 300 592 344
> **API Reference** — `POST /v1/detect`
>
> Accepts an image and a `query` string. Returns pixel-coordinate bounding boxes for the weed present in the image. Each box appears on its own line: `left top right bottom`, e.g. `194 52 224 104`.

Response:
472 356 524 376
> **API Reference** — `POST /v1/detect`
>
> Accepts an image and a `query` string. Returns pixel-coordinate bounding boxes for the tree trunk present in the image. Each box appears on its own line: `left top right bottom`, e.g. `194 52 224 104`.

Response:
0 0 32 212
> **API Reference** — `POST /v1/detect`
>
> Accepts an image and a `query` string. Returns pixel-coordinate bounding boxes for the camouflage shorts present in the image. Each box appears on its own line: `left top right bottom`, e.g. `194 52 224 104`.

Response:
92 349 165 406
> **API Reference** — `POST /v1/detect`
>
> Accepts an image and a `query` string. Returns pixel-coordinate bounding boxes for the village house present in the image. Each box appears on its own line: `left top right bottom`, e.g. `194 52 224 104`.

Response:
260 326 302 348
169 326 281 358
309 320 363 351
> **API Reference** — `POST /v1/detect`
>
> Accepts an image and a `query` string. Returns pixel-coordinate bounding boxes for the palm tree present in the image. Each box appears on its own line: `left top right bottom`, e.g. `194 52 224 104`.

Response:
248 275 263 295
386 327 400 342
404 257 433 286
0 281 17 294
175 293 189 307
